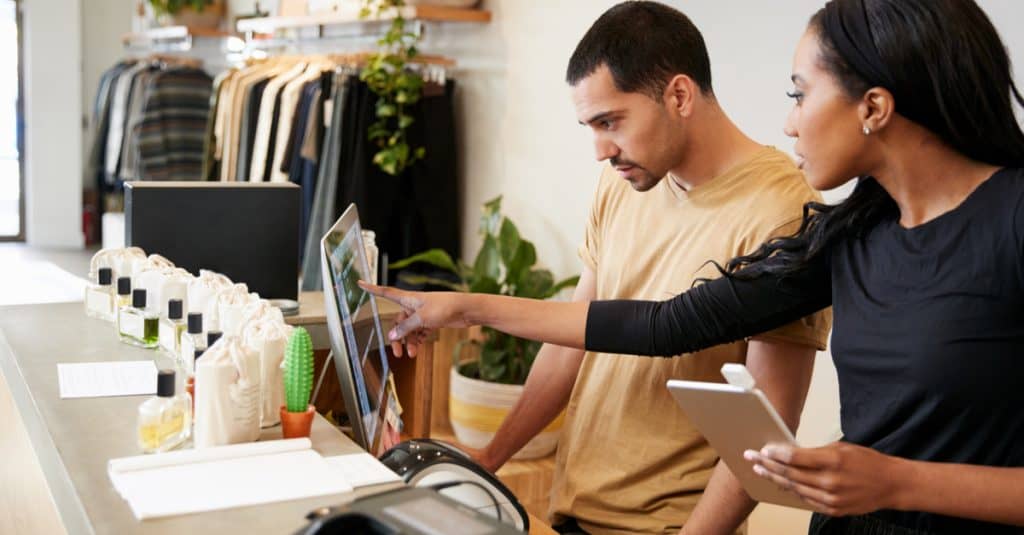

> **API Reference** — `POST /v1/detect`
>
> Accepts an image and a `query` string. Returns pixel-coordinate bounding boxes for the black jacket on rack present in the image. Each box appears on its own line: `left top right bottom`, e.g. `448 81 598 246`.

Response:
335 76 460 286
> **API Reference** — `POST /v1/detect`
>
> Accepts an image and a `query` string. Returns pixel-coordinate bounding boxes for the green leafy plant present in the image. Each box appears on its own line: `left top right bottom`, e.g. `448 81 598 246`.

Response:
359 0 426 175
149 0 213 15
391 196 580 385
283 327 314 413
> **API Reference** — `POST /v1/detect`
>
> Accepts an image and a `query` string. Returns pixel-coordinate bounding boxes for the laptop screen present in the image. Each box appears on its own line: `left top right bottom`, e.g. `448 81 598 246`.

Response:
321 204 390 453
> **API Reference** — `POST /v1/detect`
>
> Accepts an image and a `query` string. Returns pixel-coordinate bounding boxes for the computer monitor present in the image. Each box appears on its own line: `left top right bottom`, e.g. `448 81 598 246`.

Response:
321 204 391 455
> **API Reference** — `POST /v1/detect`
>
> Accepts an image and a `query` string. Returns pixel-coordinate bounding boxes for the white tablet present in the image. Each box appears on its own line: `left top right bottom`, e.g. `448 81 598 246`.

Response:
666 376 812 510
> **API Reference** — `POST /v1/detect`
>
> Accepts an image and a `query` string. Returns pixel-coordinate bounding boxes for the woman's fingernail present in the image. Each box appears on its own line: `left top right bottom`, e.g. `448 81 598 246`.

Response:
743 450 757 461
388 329 398 340
763 445 791 462
753 464 766 476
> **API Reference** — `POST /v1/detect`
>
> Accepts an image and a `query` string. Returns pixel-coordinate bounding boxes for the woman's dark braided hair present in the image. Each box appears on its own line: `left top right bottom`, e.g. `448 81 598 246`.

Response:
724 0 1024 279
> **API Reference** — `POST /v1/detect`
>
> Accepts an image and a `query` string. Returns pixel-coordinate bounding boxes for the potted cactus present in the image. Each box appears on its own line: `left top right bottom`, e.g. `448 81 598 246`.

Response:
280 327 315 439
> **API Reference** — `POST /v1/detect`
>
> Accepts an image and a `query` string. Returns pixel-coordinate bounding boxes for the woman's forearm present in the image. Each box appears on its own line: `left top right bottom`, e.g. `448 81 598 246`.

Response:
585 262 832 356
459 257 832 357
894 458 1024 526
363 252 830 358
463 293 590 349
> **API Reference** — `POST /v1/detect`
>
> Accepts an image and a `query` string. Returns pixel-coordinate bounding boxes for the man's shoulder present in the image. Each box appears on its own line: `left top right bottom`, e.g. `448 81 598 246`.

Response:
735 148 821 211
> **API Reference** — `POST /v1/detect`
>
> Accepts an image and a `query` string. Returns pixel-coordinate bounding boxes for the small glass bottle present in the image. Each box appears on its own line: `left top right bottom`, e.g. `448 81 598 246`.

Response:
84 267 115 321
116 277 132 308
118 289 159 349
158 299 187 361
137 369 191 453
362 229 379 285
114 277 132 332
179 312 205 375
207 330 223 348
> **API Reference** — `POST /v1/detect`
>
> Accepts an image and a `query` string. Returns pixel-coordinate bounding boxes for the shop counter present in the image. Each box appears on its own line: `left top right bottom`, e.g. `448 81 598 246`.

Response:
0 302 553 534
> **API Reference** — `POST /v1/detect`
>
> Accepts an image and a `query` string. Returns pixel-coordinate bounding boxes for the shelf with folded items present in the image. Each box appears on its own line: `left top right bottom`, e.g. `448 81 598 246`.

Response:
236 4 491 37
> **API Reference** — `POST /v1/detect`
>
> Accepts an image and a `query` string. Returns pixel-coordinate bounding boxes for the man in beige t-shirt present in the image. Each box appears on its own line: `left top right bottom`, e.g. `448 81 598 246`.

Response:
462 3 832 535
544 150 829 534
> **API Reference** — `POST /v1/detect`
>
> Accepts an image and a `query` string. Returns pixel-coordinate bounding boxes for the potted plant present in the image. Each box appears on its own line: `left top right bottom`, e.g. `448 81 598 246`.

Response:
148 0 224 29
281 327 316 439
359 0 427 176
391 196 579 458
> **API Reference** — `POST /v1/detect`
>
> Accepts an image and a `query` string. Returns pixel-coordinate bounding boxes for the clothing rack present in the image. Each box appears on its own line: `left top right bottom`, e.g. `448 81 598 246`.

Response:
237 5 489 55
122 25 239 53
126 53 204 69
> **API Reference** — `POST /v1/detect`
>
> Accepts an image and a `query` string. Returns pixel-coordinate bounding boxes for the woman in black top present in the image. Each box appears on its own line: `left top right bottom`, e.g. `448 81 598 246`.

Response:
361 0 1024 533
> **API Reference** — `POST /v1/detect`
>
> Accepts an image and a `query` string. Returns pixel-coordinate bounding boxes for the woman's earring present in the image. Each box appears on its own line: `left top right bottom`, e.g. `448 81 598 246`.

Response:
863 125 872 135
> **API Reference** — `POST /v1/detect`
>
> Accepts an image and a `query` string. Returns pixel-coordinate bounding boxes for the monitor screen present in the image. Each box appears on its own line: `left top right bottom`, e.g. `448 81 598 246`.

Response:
321 204 390 454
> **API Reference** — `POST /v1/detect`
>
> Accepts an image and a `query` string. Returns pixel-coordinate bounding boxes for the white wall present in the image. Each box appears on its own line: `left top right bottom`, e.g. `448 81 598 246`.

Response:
21 0 83 248
81 0 133 187
438 0 1024 272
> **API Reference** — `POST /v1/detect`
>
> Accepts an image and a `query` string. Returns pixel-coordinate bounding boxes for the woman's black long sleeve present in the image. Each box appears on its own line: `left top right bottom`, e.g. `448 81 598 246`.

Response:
585 253 833 356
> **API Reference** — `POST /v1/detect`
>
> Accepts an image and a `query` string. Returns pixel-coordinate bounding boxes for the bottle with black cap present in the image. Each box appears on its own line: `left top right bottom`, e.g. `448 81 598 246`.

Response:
137 369 191 453
179 312 205 375
114 277 131 333
115 274 133 307
206 330 223 347
118 289 159 349
158 299 187 358
84 267 115 321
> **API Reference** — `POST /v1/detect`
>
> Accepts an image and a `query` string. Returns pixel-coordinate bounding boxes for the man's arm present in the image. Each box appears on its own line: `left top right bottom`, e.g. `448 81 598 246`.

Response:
680 337 816 534
473 267 597 472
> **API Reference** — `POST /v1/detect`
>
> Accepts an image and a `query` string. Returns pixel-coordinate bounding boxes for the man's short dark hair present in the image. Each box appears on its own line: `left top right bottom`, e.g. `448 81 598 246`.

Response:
566 1 714 99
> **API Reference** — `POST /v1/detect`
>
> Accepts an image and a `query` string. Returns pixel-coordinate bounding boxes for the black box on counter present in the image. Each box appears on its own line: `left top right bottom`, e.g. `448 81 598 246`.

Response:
125 182 300 300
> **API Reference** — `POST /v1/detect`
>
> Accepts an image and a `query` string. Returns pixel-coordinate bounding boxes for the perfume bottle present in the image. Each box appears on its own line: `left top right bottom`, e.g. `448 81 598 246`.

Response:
114 277 132 333
137 369 191 453
158 299 187 360
118 289 159 349
116 277 132 308
84 267 115 321
207 330 223 348
179 312 205 375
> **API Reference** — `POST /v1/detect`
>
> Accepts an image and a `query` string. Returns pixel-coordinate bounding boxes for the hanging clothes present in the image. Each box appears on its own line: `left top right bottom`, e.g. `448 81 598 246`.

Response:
201 69 233 181
104 61 150 184
205 57 459 289
332 76 460 287
85 60 135 199
299 73 350 291
135 67 215 181
88 59 213 186
282 77 327 250
220 61 284 182
270 63 326 183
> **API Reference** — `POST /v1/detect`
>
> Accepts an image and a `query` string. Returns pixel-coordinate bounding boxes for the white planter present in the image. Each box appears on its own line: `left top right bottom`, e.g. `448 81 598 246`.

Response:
448 367 562 460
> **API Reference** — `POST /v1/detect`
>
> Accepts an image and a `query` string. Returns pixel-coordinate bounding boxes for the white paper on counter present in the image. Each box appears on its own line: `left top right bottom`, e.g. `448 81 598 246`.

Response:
324 453 402 488
57 361 158 398
108 438 355 520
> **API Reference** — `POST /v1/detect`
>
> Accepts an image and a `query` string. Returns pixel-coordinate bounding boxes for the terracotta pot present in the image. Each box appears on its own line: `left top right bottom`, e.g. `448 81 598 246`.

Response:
280 405 315 439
